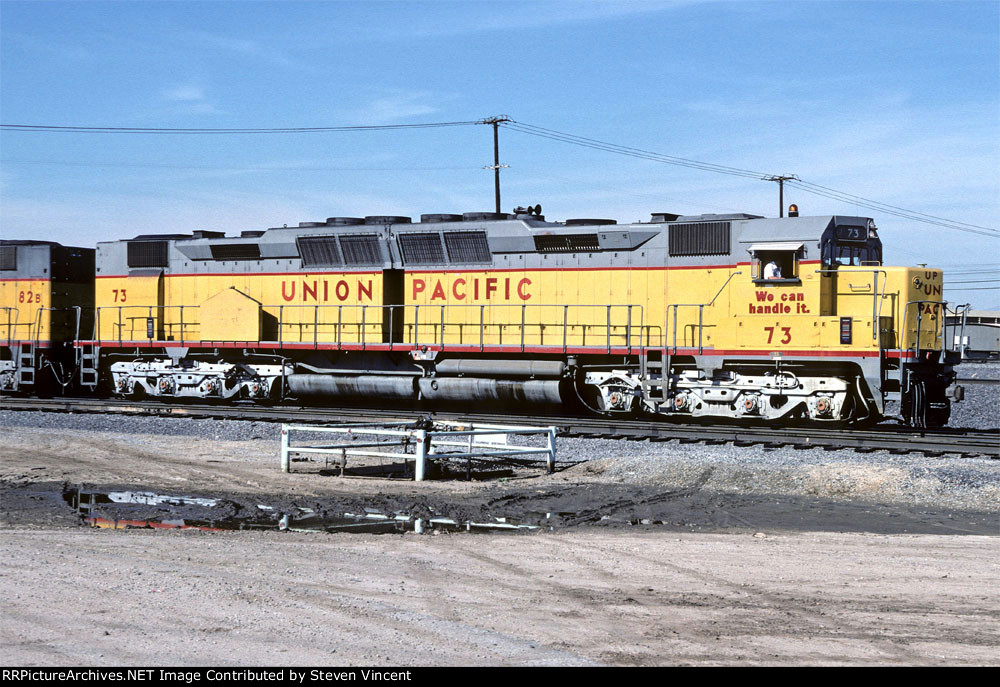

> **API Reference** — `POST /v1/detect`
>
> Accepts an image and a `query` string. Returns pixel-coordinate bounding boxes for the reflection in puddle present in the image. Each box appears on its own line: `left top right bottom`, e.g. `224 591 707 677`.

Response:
66 487 539 534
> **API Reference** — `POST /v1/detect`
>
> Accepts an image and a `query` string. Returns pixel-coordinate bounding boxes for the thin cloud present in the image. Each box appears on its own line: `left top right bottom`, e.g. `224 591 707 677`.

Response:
367 1 692 40
162 85 207 102
339 91 443 125
178 29 312 71
158 82 223 116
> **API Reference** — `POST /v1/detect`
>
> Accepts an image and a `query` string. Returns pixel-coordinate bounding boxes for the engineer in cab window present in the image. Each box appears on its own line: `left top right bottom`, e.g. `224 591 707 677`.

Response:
764 259 782 279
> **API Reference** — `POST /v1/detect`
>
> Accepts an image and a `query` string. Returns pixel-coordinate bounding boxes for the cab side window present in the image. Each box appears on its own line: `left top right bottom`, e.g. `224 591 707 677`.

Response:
753 250 799 282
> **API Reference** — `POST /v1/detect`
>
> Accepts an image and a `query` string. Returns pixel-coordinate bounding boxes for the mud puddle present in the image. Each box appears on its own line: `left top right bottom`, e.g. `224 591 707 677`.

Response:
64 486 540 534
0 480 995 536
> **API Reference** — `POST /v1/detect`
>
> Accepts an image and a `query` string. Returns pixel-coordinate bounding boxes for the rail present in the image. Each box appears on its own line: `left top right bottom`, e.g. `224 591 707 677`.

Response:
3 396 995 458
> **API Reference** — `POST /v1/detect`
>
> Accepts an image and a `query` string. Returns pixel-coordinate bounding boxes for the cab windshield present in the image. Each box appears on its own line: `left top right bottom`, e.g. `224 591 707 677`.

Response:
822 225 882 267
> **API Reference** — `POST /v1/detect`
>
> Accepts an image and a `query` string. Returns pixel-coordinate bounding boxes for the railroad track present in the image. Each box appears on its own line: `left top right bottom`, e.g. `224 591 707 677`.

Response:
956 377 1000 386
3 395 998 459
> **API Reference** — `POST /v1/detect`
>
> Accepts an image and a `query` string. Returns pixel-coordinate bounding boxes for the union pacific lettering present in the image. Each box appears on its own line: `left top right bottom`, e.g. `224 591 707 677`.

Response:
913 271 943 315
917 271 943 297
411 276 532 302
280 278 375 303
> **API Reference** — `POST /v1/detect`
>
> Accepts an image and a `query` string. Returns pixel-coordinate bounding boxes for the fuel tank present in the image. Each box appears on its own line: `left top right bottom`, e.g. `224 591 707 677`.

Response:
433 359 566 378
286 374 417 399
418 377 564 404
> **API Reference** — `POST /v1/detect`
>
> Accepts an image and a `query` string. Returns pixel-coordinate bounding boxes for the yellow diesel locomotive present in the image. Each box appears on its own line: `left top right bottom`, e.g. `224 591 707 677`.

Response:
63 206 959 427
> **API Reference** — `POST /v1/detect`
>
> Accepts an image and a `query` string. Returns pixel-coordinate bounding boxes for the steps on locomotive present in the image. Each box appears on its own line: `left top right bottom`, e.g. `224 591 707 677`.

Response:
79 343 98 387
641 349 669 402
17 342 34 386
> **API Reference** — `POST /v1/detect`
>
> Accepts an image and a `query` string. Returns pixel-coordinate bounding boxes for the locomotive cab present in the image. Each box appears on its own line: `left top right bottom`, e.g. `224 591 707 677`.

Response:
820 222 883 268
816 221 954 427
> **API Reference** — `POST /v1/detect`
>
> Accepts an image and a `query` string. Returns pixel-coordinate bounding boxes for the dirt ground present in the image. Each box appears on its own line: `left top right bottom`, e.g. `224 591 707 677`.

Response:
1 425 998 666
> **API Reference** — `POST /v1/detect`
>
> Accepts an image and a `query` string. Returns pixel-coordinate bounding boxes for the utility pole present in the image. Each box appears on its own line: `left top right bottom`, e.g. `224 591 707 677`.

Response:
763 174 799 217
479 115 511 213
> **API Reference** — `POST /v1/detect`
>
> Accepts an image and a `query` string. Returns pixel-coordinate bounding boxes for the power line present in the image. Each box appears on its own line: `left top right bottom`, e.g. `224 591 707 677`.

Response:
788 179 996 233
502 121 766 180
501 120 999 238
0 121 480 134
4 116 996 238
0 159 477 172
784 179 1000 238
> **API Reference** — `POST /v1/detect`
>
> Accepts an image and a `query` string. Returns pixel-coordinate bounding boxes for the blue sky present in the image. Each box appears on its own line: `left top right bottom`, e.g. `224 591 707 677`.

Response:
1 0 997 307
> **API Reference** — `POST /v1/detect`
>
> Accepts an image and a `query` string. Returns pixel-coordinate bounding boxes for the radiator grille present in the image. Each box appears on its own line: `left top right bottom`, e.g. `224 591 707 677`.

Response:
339 234 383 265
399 233 445 265
127 240 169 268
209 243 261 261
0 246 15 271
444 231 491 263
668 222 731 256
297 236 342 267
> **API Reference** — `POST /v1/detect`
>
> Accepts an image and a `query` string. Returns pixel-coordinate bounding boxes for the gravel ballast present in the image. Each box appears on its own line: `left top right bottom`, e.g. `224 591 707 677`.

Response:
2 401 998 518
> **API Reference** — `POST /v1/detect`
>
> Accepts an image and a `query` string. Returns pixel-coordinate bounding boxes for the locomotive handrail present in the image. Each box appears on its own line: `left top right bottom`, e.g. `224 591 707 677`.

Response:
666 271 742 354
32 307 81 344
902 299 947 361
404 303 643 353
92 302 646 352
71 306 82 345
30 306 42 346
1 307 21 347
94 305 200 344
944 303 972 359
271 303 643 352
815 268 887 340
277 304 384 349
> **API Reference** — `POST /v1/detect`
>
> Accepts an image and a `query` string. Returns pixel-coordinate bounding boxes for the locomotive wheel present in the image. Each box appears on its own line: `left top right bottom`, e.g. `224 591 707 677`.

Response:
32 374 55 399
258 378 284 406
908 380 927 429
571 372 637 417
926 404 950 428
925 384 951 428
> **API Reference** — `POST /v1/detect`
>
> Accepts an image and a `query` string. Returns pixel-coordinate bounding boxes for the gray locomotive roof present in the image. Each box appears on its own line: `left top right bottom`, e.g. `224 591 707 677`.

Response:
733 215 872 248
102 212 867 245
94 212 875 275
0 239 66 247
